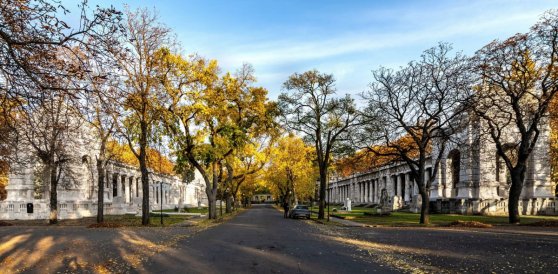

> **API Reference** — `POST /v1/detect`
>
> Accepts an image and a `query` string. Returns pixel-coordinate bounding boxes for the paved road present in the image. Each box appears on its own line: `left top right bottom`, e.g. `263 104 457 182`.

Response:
3 205 557 273
144 204 396 273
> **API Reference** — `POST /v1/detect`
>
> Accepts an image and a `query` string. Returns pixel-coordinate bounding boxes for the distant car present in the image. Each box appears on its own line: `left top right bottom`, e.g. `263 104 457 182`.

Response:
289 205 311 219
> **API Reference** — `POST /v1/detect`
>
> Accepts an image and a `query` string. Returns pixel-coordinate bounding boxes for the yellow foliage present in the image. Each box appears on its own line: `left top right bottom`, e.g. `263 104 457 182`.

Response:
0 161 7 200
264 135 317 202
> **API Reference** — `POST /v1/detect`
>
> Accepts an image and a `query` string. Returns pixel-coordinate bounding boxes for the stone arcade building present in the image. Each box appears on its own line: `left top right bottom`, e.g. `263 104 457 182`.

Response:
0 160 206 220
327 118 558 216
0 115 206 220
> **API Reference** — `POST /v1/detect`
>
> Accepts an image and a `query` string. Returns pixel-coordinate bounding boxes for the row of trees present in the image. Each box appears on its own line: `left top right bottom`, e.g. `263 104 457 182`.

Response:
0 2 280 224
1 1 557 225
278 10 558 224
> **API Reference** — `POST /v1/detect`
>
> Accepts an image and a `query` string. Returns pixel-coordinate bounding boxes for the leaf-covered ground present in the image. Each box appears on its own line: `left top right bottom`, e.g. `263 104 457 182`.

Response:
0 211 242 273
308 220 558 273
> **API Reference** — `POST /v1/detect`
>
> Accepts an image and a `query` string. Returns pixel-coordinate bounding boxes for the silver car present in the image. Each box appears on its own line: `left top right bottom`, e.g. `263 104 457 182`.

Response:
289 205 311 219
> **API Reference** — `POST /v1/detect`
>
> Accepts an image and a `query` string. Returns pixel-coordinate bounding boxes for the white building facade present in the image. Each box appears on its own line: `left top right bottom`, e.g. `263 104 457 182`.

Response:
0 160 206 220
328 119 558 216
0 116 206 220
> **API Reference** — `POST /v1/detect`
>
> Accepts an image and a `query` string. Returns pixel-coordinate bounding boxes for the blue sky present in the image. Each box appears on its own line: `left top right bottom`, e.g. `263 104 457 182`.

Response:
68 0 556 99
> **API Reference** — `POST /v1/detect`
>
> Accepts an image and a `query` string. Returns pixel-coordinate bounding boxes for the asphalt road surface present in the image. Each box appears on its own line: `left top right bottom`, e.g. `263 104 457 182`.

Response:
144 204 396 273
3 205 557 273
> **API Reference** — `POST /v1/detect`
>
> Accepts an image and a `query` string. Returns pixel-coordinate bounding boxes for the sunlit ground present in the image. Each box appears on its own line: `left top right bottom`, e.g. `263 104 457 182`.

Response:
306 217 558 273
0 209 243 273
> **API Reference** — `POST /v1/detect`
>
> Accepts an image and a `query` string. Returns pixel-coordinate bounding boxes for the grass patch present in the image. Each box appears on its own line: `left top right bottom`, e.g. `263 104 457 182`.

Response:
97 214 193 227
350 212 558 227
182 207 209 214
311 206 378 214
157 207 209 214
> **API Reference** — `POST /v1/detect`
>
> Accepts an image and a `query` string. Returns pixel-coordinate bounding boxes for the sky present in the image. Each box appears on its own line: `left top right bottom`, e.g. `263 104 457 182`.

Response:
65 0 557 99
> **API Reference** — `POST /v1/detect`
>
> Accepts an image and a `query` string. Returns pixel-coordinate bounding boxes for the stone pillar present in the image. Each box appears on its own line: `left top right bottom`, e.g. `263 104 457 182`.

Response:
116 173 122 198
129 176 134 200
358 182 364 203
121 174 126 198
125 175 131 203
156 184 160 204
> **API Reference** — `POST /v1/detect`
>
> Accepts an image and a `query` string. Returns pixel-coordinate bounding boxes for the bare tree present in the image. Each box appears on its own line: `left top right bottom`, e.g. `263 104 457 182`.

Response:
12 90 88 224
80 67 119 223
0 0 122 100
472 11 558 224
279 70 359 220
361 43 473 224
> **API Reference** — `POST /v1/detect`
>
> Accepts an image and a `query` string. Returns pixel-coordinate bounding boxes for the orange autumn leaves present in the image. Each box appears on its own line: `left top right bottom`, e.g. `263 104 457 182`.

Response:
107 141 175 175
335 134 423 178
0 161 7 200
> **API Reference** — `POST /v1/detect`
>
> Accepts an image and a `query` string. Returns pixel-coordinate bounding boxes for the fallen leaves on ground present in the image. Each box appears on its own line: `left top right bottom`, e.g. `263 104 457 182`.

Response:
524 220 558 227
87 222 124 228
0 220 13 226
446 220 492 228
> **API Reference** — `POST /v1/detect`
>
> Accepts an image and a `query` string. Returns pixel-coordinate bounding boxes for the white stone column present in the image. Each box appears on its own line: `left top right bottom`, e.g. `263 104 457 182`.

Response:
125 175 131 203
121 175 126 198
129 176 135 199
116 173 122 198
358 182 364 203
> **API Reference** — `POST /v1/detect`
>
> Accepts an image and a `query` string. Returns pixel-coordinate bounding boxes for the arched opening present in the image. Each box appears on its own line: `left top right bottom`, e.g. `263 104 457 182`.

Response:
447 149 461 189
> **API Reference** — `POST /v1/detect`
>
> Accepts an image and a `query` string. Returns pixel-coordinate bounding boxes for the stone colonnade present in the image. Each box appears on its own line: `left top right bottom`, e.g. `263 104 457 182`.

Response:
105 162 184 210
327 163 429 209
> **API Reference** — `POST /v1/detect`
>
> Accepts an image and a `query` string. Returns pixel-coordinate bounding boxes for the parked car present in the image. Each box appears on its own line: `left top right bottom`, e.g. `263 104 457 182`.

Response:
289 205 311 219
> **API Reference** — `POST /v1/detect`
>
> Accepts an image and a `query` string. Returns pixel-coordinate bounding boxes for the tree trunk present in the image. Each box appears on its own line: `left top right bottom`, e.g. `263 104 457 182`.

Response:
318 167 327 219
508 165 526 224
96 158 105 223
207 190 217 219
225 194 233 213
140 120 150 226
49 163 58 224
419 188 430 225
